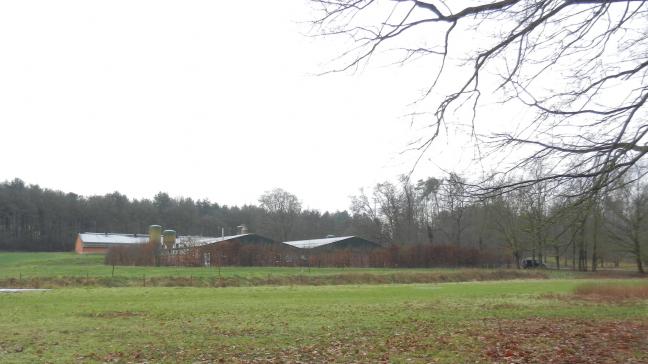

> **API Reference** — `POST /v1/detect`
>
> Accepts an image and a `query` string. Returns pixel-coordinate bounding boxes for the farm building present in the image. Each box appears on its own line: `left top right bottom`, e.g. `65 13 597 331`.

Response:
166 233 295 266
83 227 382 267
282 236 382 267
75 226 280 255
173 233 276 250
75 233 149 254
283 236 381 250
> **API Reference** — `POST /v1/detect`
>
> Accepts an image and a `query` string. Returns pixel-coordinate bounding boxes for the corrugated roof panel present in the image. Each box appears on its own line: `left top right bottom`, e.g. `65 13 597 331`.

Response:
282 236 355 249
174 234 251 248
80 232 264 248
79 233 149 245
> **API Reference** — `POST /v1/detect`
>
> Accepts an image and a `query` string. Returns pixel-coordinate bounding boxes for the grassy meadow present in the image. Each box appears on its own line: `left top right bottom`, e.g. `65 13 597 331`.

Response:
0 252 553 288
0 252 504 278
1 252 648 363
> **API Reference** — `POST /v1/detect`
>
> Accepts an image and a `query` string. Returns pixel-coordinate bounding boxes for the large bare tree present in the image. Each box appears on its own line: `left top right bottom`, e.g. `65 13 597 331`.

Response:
605 172 648 273
259 188 302 242
311 0 648 197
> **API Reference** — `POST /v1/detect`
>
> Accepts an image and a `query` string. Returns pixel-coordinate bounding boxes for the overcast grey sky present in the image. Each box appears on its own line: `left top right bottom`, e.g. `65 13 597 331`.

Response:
0 1 487 211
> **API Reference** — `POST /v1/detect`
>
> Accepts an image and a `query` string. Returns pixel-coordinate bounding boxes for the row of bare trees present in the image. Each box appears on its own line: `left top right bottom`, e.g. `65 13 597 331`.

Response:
308 0 648 272
493 165 648 273
349 165 647 272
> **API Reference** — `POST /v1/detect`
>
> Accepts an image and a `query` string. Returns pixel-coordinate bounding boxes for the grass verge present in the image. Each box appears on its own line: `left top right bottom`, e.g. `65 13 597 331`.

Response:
0 269 548 288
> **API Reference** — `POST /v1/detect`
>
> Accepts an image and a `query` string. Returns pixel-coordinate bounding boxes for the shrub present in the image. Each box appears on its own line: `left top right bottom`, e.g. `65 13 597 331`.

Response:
105 243 157 266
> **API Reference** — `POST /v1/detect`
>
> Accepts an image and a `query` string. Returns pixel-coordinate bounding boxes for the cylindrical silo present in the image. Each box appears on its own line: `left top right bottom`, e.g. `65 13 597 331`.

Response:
163 230 177 250
149 225 162 246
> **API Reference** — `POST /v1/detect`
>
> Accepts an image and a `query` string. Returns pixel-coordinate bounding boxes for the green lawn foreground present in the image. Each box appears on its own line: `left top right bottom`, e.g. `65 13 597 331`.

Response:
1 279 648 363
1 252 647 363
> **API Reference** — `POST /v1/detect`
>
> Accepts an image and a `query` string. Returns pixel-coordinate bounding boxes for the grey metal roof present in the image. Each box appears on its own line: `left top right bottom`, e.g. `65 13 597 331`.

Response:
174 234 251 248
79 232 259 249
78 233 150 246
282 236 357 249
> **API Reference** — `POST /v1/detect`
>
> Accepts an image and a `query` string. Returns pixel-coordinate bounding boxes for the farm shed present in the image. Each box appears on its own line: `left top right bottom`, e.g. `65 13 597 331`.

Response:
168 233 296 266
75 233 149 254
173 233 276 249
282 236 382 267
283 236 381 251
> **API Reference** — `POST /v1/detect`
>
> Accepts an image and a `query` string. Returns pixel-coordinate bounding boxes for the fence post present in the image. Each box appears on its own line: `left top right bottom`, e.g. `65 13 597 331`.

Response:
143 274 146 287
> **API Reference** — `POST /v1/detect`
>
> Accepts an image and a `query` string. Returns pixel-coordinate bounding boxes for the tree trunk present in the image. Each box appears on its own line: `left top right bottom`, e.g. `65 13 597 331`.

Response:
636 256 644 274
578 223 588 272
591 241 598 272
634 239 645 274
591 207 600 272
572 238 576 271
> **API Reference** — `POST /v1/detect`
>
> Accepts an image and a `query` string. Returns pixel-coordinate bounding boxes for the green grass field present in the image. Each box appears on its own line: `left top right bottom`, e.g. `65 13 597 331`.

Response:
2 252 512 277
1 252 647 363
0 252 554 288
0 252 465 278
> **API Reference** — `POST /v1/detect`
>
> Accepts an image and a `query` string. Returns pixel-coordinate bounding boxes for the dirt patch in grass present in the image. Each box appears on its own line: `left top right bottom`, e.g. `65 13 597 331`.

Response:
81 311 146 319
489 303 521 310
542 283 648 303
573 283 648 302
574 270 647 279
475 318 648 363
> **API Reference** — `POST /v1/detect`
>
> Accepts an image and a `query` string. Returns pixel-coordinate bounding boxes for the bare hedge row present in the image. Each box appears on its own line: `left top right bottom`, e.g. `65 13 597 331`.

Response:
106 242 509 268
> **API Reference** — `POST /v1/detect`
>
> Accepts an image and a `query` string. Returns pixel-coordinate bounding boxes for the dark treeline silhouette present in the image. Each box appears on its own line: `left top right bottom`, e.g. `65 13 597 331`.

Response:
2 172 647 273
0 179 354 251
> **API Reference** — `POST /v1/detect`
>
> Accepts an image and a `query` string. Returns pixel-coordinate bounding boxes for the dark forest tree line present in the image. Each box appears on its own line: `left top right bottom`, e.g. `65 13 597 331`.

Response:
0 179 354 251
1 173 646 272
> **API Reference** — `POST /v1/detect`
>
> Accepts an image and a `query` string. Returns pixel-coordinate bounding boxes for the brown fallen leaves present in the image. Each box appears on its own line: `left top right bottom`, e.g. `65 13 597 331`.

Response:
67 318 648 363
478 318 648 364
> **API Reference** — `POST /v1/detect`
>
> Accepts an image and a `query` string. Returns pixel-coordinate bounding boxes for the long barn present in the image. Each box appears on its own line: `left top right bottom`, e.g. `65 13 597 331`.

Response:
283 236 381 250
75 233 149 254
75 232 276 254
166 233 295 266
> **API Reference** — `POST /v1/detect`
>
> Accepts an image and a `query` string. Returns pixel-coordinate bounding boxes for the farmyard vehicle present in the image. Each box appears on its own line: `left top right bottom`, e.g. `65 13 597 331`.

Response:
521 259 547 269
